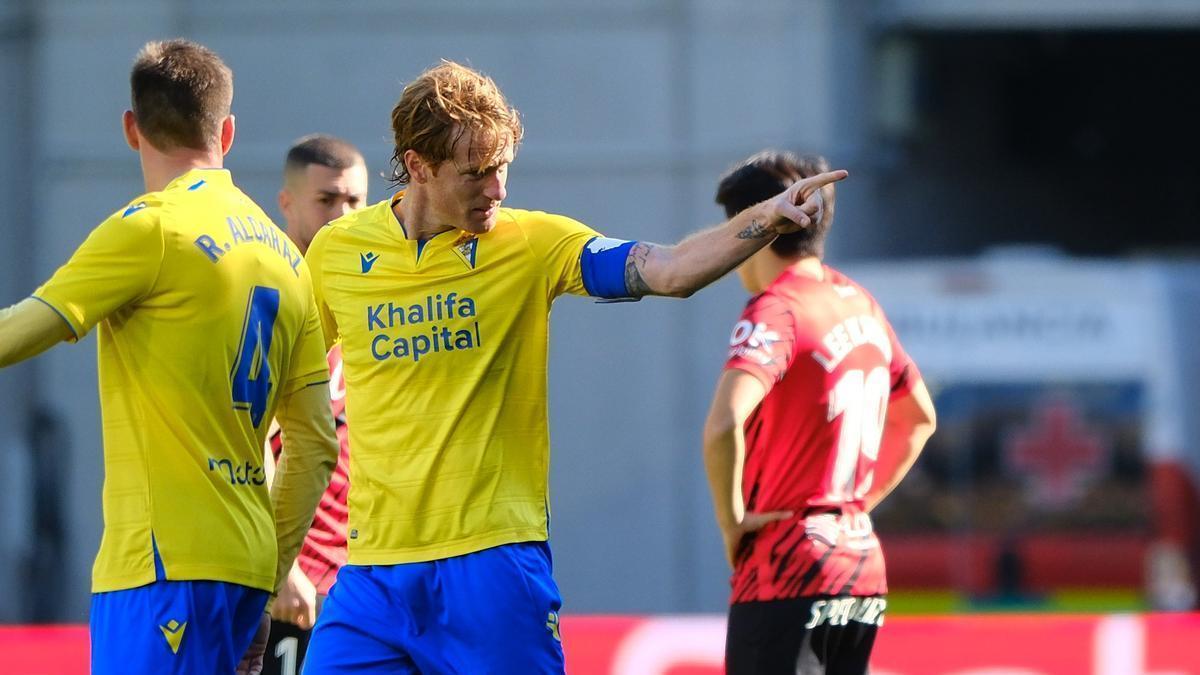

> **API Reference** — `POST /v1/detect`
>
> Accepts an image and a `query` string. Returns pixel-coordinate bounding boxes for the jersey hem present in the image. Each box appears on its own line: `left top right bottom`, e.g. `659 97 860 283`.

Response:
730 589 889 605
346 526 547 565
93 565 275 594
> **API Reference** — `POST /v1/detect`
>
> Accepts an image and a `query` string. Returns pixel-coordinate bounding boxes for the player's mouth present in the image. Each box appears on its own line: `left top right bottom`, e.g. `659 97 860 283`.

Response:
472 205 498 220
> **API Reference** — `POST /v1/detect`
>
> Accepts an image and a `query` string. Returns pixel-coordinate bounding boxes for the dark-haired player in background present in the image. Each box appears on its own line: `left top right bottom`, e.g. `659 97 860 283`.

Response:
263 134 368 675
703 150 937 674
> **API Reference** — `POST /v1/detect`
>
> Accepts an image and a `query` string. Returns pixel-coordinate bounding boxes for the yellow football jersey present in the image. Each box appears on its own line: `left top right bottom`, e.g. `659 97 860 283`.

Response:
34 169 328 593
305 194 600 564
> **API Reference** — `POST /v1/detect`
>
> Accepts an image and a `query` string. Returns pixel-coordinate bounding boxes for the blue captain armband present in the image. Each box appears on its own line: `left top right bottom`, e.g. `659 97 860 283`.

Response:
580 237 640 301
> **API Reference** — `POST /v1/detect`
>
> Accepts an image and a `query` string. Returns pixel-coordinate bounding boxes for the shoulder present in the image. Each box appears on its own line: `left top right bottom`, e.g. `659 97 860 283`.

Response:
333 198 392 234
99 193 166 236
498 208 594 237
312 199 392 251
824 264 885 310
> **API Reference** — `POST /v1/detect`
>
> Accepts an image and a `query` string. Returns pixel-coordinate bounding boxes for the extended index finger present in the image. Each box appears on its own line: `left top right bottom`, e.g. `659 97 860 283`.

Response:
793 169 848 203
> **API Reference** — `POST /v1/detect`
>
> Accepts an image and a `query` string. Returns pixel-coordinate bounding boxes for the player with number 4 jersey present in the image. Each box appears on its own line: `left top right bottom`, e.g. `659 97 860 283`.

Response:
704 151 936 675
0 41 338 675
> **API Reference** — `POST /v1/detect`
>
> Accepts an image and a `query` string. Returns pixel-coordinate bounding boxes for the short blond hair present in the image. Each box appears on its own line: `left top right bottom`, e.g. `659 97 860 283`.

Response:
389 61 523 185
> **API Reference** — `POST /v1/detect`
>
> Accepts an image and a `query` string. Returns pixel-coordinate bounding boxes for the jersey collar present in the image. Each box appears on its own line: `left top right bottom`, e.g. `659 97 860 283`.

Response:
166 168 232 192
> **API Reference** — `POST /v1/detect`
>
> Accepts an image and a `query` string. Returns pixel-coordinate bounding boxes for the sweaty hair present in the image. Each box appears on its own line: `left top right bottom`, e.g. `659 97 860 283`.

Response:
130 39 233 152
714 150 837 259
388 60 523 186
284 134 365 181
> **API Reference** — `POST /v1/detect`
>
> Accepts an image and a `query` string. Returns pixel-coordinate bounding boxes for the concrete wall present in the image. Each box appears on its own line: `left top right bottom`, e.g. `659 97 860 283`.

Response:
4 0 1194 621
0 0 849 619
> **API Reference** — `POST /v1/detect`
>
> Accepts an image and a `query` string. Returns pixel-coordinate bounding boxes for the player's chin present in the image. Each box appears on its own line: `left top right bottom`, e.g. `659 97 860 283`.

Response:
464 207 499 233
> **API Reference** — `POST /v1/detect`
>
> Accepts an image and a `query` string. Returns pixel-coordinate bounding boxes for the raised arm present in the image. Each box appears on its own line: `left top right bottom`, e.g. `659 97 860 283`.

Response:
625 169 847 298
0 298 77 368
863 378 937 512
703 369 793 568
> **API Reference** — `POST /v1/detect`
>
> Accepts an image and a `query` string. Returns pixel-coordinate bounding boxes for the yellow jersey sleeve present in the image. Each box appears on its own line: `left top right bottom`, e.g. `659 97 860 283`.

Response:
33 201 164 339
284 273 332 396
515 210 599 298
305 226 340 350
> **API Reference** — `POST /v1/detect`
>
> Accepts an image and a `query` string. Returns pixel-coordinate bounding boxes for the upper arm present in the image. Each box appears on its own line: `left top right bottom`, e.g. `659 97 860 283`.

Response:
304 228 339 349
704 369 768 441
32 207 164 338
282 286 332 398
723 294 799 390
878 306 934 428
881 308 920 399
518 211 624 299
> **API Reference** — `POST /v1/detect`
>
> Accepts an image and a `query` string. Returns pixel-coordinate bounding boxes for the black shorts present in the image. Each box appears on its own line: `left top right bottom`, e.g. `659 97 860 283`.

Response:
726 595 886 675
263 618 312 675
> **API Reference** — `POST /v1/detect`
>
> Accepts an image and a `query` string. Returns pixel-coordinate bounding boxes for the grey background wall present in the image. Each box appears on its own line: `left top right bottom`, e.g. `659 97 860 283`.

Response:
1 0 1197 621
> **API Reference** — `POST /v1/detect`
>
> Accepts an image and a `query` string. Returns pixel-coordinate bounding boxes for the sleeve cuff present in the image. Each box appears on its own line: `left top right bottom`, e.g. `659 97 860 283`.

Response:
30 294 83 342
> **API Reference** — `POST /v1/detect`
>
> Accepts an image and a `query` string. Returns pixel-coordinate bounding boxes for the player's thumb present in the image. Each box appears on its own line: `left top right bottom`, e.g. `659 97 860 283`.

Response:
744 510 795 531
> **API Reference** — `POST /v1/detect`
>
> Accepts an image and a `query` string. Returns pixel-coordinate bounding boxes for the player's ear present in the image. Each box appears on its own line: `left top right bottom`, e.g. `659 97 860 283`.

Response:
404 149 429 184
122 110 140 152
278 187 292 219
219 114 236 156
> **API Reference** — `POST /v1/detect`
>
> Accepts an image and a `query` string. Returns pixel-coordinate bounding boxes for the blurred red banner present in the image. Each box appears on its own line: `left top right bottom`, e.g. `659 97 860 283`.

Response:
1 613 1197 674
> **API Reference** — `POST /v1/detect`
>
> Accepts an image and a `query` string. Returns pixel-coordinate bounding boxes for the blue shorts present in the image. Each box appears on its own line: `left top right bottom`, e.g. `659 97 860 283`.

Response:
303 541 564 674
90 579 268 675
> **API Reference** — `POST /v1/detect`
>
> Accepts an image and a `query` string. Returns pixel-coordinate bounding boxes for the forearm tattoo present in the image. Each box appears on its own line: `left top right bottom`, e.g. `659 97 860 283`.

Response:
735 218 774 240
624 242 653 297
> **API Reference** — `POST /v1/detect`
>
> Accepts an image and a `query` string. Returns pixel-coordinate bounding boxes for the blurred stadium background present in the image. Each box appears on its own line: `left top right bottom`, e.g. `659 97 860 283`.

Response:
1 0 1198 672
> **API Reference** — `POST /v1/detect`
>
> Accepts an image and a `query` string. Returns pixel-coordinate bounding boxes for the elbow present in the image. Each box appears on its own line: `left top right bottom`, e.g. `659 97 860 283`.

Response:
651 258 699 298
647 272 697 298
921 407 938 439
702 416 739 450
659 273 700 298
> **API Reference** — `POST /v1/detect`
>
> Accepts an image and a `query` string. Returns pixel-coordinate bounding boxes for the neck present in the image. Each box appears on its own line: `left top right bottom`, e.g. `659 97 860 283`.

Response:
139 147 224 193
789 256 824 280
392 186 455 241
758 254 821 290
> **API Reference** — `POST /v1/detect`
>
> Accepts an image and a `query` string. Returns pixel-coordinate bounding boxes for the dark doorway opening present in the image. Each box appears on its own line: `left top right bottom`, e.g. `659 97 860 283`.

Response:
873 30 1200 257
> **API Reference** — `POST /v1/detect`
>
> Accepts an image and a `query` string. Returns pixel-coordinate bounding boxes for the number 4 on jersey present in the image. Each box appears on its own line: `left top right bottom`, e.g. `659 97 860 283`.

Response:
231 285 280 428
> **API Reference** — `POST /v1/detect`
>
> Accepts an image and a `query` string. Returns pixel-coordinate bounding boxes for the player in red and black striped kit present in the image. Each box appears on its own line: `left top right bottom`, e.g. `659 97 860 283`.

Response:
263 134 367 675
704 150 937 675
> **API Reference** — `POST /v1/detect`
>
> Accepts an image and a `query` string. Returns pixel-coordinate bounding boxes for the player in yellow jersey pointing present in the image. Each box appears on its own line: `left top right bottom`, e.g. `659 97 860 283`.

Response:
0 40 338 675
301 60 846 674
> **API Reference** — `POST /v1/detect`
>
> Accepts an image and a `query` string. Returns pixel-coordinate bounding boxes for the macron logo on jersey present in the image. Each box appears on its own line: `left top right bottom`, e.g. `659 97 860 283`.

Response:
123 202 147 218
159 619 187 654
360 252 380 273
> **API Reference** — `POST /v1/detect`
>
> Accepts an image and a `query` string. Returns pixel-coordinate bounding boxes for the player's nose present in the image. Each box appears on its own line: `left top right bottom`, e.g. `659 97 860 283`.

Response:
483 174 506 202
